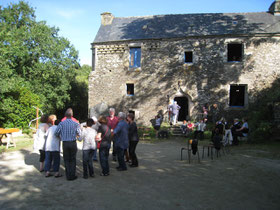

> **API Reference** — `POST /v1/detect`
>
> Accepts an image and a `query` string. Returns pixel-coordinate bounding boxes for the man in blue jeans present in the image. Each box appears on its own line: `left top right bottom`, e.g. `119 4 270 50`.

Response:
55 108 81 181
113 112 129 171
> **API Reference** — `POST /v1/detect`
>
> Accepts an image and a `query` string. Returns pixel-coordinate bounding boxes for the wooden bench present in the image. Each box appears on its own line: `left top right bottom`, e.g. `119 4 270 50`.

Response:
0 128 20 149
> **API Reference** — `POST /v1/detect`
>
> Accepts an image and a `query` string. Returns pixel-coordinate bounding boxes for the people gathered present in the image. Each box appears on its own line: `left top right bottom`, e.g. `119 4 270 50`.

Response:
33 104 249 181
33 107 141 181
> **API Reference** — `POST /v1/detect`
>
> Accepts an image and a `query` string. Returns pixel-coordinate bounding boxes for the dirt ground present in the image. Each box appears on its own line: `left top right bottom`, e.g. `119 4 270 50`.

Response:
0 139 280 210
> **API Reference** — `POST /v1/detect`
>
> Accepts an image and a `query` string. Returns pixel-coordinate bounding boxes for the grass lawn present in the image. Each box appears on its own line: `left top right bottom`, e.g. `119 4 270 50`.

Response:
0 135 34 154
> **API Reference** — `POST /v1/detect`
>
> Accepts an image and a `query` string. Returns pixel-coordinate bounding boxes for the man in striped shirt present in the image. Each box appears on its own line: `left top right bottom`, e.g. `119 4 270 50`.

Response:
55 108 81 181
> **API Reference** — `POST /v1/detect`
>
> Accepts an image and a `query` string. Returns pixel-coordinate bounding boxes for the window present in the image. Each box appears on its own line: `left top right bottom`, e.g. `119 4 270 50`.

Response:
126 83 134 96
229 85 246 107
128 110 139 119
227 43 242 62
129 47 141 68
184 51 193 63
128 110 135 116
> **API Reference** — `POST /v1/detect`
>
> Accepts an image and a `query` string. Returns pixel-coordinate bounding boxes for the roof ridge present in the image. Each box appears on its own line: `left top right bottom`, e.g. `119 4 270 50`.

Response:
114 11 268 19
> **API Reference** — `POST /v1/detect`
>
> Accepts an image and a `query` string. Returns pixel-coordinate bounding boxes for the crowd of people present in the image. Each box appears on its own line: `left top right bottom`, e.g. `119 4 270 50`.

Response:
180 118 207 139
179 103 250 147
154 101 249 145
33 108 139 181
33 102 249 180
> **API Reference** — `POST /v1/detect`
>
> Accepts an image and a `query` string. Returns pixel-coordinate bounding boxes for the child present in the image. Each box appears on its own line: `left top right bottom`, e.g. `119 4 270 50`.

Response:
44 116 62 178
78 118 97 179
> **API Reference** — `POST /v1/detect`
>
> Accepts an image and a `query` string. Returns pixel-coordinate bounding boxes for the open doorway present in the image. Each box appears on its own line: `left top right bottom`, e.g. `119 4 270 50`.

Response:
174 96 189 121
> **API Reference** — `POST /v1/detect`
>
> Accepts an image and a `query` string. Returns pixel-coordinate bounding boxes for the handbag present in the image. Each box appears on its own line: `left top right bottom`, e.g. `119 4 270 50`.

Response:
97 127 109 149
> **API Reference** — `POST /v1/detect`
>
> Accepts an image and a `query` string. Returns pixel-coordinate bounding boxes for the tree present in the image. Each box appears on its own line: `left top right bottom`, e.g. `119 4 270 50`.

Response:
56 64 92 121
0 1 80 128
0 85 41 128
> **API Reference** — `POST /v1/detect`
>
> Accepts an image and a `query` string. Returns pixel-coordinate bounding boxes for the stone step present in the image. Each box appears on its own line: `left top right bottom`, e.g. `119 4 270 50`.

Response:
169 126 182 130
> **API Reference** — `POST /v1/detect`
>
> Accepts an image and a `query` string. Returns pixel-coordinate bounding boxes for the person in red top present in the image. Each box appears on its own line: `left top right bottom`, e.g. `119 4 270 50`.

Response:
185 121 194 136
61 108 79 123
106 108 119 161
187 121 194 131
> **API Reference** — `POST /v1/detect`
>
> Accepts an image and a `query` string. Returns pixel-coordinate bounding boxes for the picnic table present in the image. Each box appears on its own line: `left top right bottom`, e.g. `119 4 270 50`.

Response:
0 128 19 148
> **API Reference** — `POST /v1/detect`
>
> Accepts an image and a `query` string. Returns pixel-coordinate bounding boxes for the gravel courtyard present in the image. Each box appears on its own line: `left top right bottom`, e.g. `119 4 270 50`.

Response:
0 139 280 210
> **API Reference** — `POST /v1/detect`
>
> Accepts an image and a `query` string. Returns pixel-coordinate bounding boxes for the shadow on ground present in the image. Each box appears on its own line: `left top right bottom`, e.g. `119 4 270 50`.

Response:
0 140 280 210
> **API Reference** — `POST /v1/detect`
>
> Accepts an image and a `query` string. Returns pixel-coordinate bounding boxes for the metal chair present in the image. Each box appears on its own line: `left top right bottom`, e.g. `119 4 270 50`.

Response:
181 139 200 163
202 141 224 160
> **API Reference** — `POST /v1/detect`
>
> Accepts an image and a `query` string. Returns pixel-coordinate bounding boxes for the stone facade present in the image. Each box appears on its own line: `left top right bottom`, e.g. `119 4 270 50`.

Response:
89 3 280 125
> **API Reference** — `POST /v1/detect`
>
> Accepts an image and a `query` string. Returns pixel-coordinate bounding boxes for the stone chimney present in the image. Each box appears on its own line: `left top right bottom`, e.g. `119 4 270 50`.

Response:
101 12 114 25
269 0 280 16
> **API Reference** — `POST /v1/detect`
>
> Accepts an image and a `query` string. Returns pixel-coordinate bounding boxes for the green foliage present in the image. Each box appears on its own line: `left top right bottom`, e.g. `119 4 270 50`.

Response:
249 121 273 142
0 85 41 128
56 65 92 121
247 78 280 142
76 64 91 84
0 1 80 128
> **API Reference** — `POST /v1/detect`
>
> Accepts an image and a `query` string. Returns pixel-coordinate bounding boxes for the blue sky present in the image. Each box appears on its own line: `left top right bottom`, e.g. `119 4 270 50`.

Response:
1 0 274 66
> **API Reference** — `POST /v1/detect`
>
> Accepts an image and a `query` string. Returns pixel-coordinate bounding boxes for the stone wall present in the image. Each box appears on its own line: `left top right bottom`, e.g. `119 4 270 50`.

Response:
89 36 280 125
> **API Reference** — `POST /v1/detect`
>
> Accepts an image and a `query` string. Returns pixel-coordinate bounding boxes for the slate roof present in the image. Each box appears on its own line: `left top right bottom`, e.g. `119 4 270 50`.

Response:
93 12 280 43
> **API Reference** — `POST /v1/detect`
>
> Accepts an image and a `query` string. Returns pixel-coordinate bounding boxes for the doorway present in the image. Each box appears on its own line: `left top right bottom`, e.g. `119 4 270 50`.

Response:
174 96 189 121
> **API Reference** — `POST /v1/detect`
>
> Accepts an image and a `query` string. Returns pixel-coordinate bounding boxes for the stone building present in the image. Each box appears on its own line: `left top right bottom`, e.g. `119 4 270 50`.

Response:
89 1 280 125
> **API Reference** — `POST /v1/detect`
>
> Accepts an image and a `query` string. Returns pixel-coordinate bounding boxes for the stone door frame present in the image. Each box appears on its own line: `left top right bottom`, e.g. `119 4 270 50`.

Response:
173 91 194 120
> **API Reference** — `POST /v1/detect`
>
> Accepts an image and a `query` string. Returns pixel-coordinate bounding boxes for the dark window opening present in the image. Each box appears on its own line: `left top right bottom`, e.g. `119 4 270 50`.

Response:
229 85 245 107
126 83 134 96
228 43 242 62
128 110 135 115
184 51 193 63
129 47 141 68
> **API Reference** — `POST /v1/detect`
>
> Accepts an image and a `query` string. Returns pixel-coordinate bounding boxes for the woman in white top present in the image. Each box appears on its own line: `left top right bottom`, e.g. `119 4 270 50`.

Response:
78 118 97 179
34 114 50 172
44 115 62 177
